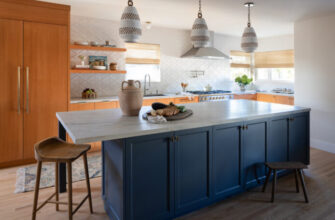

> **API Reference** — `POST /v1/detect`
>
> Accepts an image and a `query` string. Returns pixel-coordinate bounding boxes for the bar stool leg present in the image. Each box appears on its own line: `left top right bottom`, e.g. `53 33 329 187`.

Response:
298 169 309 203
32 161 42 220
271 169 277 203
67 162 73 220
83 153 93 213
294 169 300 193
263 168 272 192
55 161 59 211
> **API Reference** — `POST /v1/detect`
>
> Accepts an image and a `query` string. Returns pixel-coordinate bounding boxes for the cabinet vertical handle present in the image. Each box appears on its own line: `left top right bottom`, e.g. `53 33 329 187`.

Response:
17 66 21 114
175 136 179 141
26 67 29 113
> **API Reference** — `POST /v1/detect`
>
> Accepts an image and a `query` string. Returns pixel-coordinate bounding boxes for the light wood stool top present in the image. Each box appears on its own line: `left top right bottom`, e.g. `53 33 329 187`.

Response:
34 137 90 162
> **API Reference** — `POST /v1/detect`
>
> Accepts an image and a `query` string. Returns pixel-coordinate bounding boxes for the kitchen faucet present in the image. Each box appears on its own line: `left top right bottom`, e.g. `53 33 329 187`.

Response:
144 73 151 96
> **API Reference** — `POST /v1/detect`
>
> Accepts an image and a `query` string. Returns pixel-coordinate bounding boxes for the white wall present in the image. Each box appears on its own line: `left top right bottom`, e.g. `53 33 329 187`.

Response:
70 15 240 97
295 13 335 154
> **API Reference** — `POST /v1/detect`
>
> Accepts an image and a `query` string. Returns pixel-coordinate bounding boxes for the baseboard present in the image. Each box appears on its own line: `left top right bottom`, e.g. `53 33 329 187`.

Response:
311 138 335 154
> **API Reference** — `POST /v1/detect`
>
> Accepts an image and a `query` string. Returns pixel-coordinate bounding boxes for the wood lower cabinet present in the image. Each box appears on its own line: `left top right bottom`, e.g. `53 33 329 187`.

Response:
234 94 257 100
257 93 294 105
0 19 24 164
95 101 118 109
174 96 199 104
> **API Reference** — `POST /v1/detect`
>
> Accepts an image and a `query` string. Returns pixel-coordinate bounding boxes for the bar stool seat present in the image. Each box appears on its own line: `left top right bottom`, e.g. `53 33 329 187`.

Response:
32 137 93 220
34 137 90 161
263 161 309 203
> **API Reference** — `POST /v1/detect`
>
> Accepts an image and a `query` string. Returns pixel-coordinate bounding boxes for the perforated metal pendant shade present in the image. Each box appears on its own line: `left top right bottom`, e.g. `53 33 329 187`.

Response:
241 2 258 53
191 0 210 48
119 0 142 43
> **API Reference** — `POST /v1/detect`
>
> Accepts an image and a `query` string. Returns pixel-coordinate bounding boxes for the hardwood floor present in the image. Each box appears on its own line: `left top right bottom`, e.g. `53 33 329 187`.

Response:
0 148 334 220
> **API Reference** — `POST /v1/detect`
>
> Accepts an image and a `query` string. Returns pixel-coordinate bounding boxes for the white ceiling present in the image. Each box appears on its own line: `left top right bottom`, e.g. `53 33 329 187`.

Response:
43 0 335 37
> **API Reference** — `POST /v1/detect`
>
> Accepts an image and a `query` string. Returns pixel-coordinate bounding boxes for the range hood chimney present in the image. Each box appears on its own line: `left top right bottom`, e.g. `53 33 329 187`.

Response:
181 31 230 60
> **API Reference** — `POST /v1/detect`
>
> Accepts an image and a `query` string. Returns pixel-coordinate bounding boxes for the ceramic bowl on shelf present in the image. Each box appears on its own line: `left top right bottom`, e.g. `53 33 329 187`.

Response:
74 41 89 46
92 66 107 70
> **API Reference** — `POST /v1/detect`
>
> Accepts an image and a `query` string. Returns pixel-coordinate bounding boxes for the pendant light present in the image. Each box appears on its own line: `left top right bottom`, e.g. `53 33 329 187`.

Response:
191 0 210 48
241 2 258 53
119 0 142 43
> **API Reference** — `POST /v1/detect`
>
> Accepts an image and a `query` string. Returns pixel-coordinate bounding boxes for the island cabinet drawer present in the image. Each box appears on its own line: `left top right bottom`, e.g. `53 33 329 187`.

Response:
174 96 199 104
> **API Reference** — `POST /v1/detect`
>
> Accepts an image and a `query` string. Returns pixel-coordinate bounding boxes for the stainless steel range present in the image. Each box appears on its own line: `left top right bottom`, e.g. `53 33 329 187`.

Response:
188 90 234 102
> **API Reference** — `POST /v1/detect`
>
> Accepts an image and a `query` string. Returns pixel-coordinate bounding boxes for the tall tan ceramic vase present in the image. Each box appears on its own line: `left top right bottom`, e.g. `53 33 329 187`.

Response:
118 80 143 116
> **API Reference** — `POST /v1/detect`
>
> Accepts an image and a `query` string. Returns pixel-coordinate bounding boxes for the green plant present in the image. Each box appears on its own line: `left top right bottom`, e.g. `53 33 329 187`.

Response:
235 74 253 86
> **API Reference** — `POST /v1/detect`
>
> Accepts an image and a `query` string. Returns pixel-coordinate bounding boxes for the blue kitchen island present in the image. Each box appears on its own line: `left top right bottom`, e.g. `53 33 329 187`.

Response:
56 100 310 220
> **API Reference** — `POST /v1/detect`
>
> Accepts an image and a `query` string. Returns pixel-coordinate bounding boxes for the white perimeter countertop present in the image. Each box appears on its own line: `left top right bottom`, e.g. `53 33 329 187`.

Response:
57 100 309 144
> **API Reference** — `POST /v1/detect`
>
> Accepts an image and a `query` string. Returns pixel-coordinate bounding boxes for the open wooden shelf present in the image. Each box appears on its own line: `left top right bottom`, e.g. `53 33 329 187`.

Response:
70 69 127 74
70 44 127 52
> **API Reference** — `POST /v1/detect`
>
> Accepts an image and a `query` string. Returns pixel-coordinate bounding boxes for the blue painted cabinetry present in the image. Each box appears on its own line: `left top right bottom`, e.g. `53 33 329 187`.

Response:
213 122 243 200
102 112 310 220
243 119 267 188
174 128 212 216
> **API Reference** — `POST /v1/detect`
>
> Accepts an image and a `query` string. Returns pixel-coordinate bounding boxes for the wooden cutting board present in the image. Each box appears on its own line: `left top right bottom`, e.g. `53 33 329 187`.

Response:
142 109 193 121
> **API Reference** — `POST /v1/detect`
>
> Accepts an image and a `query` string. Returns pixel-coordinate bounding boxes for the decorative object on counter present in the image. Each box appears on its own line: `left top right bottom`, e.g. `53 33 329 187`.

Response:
119 0 142 43
203 84 212 92
145 21 152 30
74 41 89 46
191 0 210 48
118 80 143 116
89 55 107 69
235 74 253 92
109 62 117 70
143 102 193 121
103 40 116 48
82 88 97 99
241 2 258 53
181 82 188 92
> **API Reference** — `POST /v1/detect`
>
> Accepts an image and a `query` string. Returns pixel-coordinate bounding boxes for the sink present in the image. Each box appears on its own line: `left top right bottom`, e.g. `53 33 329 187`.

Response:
144 94 166 97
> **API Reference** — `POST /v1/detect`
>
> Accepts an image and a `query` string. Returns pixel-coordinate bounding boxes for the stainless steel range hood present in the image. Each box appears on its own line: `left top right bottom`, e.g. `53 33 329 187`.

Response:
181 31 230 60
181 47 230 60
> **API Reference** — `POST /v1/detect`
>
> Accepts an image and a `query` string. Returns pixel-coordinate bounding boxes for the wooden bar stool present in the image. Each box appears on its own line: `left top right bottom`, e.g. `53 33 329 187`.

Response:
32 137 93 220
262 161 309 203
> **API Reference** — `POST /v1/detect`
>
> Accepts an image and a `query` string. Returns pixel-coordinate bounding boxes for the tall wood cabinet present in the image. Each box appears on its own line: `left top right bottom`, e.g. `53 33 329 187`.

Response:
0 0 70 167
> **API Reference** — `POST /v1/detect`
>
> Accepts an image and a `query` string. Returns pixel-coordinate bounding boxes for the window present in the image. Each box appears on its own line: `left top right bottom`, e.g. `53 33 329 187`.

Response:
125 64 161 82
256 68 295 81
230 68 251 81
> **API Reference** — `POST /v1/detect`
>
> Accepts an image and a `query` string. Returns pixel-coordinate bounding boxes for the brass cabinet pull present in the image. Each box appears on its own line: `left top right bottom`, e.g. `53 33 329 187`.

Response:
26 67 29 113
175 136 179 141
17 66 21 114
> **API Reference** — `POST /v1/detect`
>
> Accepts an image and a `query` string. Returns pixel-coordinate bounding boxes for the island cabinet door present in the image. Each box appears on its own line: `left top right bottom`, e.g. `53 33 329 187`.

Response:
174 127 212 216
213 123 243 200
288 112 310 164
242 119 267 189
124 132 175 220
268 116 289 163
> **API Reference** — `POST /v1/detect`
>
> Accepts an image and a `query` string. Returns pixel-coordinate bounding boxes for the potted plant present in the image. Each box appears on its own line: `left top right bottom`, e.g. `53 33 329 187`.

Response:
235 75 253 92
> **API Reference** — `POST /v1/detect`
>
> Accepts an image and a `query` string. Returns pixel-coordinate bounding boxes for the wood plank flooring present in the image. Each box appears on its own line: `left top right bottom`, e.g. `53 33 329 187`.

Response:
0 148 334 220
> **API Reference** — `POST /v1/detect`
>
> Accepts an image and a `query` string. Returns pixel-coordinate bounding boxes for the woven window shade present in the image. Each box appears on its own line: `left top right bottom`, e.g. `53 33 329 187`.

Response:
125 43 160 64
230 50 251 68
255 50 294 68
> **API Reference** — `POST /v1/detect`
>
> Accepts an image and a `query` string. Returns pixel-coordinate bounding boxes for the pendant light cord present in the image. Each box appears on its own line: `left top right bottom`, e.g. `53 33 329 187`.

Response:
128 0 133 6
198 0 202 18
247 4 251 27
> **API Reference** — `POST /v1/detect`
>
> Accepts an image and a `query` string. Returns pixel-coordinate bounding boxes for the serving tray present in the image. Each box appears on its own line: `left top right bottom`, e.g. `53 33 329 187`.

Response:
142 109 193 121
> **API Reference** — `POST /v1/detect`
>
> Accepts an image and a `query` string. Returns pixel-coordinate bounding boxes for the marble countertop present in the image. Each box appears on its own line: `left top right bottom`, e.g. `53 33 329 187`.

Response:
57 100 309 144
